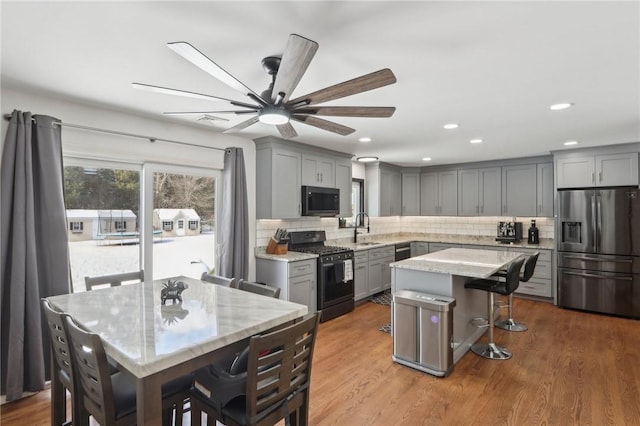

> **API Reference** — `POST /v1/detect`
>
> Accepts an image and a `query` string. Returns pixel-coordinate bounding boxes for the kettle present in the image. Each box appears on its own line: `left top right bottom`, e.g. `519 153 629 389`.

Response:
528 220 539 244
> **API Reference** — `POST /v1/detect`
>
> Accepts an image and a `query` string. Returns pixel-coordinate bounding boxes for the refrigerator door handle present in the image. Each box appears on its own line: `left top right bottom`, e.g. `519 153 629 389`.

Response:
591 195 598 252
564 271 633 281
563 255 633 263
596 195 602 252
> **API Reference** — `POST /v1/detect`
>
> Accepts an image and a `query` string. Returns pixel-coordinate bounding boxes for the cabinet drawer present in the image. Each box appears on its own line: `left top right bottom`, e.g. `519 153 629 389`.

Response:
369 245 394 260
515 278 551 297
288 259 316 278
354 251 369 264
532 261 552 279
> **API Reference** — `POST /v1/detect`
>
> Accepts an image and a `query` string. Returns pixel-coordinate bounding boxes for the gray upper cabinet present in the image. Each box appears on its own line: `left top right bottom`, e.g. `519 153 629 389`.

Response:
336 159 353 217
556 152 639 188
401 172 420 215
457 167 501 216
302 153 335 188
536 162 554 217
420 171 457 216
366 163 402 216
501 164 537 216
256 145 301 219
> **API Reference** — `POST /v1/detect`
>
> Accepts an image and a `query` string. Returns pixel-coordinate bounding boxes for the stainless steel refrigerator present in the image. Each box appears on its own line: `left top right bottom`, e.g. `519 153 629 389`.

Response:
557 188 640 318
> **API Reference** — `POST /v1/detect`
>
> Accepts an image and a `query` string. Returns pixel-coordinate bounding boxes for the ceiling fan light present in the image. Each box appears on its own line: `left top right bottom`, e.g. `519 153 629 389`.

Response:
258 109 290 125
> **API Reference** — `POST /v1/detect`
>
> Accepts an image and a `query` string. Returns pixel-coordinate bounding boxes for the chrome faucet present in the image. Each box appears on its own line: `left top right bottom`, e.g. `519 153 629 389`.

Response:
354 212 370 243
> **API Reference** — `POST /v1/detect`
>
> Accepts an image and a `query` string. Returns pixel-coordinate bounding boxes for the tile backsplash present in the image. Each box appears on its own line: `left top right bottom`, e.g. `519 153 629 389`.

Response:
257 216 555 247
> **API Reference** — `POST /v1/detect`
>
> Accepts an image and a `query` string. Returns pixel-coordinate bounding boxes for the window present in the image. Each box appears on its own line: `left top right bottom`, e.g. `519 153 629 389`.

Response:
352 178 365 225
114 221 127 231
189 220 198 230
177 220 184 229
162 221 173 231
70 221 83 232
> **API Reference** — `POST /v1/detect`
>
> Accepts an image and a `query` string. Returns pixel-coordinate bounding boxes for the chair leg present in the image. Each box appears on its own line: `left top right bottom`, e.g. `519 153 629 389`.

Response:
495 293 528 332
470 292 512 360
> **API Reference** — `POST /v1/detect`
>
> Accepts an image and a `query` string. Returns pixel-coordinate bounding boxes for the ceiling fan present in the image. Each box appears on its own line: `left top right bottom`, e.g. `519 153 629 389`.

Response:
132 34 397 139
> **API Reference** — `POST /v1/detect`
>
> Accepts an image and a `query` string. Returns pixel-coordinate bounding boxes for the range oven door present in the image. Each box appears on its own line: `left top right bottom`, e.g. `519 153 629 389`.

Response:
318 259 354 308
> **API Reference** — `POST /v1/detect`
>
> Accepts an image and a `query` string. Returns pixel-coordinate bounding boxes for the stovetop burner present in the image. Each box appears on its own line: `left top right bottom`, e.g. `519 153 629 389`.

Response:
294 245 352 255
288 230 353 257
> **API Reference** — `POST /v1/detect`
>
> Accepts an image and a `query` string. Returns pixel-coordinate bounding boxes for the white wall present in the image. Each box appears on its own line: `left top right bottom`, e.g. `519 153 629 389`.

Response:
1 86 258 279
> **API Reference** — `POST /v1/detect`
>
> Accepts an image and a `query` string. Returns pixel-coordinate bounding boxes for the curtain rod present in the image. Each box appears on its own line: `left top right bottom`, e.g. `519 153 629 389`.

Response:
3 113 226 152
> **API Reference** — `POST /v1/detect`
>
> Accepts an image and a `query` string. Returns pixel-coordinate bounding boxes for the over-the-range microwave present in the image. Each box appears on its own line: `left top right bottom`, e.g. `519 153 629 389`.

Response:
301 186 340 216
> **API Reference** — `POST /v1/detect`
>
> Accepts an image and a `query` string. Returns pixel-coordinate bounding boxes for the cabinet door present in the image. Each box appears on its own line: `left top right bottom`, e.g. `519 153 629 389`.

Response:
290 274 316 314
428 242 458 253
317 157 336 187
336 159 352 217
272 149 302 218
420 172 439 215
354 261 369 300
556 156 595 188
479 167 502 216
457 169 479 216
368 259 383 294
382 257 393 290
439 171 458 216
502 164 537 216
302 153 335 188
401 173 420 215
596 153 639 187
413 242 429 256
537 162 554 217
390 170 402 216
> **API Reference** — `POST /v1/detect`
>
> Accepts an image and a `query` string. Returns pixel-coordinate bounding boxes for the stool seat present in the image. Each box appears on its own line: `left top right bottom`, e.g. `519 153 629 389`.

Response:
464 256 525 360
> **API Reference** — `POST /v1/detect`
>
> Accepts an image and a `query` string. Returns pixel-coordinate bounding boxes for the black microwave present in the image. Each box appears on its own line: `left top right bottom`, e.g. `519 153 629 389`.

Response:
301 186 340 216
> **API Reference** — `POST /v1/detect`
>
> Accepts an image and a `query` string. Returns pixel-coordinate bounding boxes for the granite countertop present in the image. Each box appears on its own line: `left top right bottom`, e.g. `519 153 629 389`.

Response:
335 234 554 251
390 247 525 278
255 247 318 262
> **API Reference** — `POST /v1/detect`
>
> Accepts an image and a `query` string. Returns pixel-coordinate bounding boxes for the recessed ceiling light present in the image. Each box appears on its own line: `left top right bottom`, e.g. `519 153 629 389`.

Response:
443 123 459 130
422 157 432 161
357 156 378 162
564 140 579 146
549 102 574 111
470 139 483 144
359 137 372 143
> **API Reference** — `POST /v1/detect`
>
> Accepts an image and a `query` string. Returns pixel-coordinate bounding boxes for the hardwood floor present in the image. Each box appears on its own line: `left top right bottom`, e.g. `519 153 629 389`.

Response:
2 298 639 425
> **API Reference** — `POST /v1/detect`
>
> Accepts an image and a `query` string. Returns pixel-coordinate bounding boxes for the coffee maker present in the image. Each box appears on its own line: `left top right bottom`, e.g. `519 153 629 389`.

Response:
527 220 540 244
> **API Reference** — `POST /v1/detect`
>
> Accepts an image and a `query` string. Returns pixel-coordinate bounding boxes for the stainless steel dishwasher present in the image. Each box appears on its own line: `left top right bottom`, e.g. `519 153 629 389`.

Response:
395 242 411 261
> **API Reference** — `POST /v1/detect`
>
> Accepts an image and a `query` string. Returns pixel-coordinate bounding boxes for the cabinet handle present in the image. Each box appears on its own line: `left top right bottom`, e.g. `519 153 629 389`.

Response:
592 172 595 184
598 171 602 182
538 204 542 214
298 203 301 214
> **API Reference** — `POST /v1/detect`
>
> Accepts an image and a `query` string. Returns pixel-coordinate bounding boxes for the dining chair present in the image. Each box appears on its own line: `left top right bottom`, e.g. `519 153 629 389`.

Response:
190 312 321 426
200 272 237 288
41 299 79 426
236 280 281 299
64 315 192 426
84 270 144 291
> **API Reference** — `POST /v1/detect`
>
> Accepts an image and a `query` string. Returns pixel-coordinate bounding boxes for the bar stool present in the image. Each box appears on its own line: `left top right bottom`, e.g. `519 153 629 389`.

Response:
495 252 539 332
464 256 525 360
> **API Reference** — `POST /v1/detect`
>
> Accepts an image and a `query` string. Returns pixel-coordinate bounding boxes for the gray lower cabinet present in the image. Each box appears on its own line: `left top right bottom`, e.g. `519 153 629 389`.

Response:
368 258 383 294
507 248 553 298
256 258 317 314
428 242 459 253
411 241 429 257
354 250 369 301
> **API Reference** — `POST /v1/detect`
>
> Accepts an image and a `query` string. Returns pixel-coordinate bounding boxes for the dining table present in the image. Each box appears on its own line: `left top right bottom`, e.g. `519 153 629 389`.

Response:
46 275 308 425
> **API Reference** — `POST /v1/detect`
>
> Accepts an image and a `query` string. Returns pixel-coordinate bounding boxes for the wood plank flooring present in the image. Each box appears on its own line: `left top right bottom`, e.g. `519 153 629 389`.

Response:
1 297 639 425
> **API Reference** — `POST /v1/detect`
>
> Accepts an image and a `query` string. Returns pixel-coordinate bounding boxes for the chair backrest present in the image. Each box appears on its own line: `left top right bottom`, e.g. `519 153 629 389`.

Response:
41 299 75 393
520 252 540 283
244 312 321 425
201 272 237 288
237 280 281 299
64 315 118 425
84 270 144 291
504 256 526 294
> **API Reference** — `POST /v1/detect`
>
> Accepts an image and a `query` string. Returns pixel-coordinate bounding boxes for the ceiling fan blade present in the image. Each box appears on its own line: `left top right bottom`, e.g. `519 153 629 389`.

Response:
292 115 355 136
222 116 260 133
163 110 258 115
287 68 397 107
271 34 319 103
167 41 267 103
276 122 298 139
293 106 395 118
132 82 260 108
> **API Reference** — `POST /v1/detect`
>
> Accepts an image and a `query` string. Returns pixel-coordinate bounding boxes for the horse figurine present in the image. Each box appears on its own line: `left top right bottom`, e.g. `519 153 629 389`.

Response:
161 279 188 305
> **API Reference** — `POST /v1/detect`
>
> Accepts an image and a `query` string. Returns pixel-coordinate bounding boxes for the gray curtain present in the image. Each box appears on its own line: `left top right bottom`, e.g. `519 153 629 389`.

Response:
1 110 70 401
217 147 249 280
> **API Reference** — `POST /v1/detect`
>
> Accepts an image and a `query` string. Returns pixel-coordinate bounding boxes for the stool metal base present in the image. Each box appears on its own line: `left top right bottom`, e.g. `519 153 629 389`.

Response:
495 318 528 332
471 342 512 360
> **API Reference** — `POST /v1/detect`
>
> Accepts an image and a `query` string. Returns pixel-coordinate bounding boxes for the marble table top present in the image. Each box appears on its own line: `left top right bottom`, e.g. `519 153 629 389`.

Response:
390 247 525 278
47 276 307 378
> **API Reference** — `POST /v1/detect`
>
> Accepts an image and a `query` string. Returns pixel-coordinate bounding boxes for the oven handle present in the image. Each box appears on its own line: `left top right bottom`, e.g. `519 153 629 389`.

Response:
563 255 632 263
563 271 633 281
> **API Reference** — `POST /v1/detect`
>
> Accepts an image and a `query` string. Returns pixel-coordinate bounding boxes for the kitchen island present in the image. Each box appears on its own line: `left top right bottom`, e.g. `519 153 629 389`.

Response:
391 248 525 367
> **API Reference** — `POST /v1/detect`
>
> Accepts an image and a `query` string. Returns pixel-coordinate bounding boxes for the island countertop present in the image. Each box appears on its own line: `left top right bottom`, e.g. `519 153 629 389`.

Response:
390 247 525 278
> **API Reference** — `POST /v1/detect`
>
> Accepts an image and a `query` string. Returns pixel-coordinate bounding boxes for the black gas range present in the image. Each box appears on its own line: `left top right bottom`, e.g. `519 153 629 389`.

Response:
289 231 354 322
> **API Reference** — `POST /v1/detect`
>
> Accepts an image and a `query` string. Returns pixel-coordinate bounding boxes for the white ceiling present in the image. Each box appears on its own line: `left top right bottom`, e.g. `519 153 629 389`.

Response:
2 1 639 166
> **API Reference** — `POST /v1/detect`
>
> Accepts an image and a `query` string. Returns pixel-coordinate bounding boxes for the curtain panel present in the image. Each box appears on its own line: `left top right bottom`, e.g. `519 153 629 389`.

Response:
217 147 249 280
1 110 70 401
